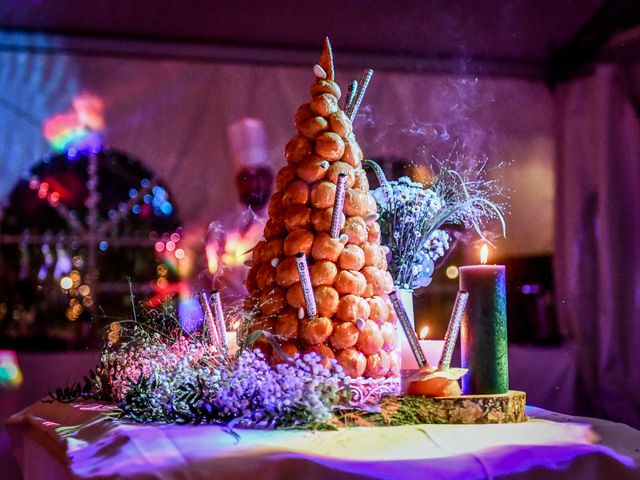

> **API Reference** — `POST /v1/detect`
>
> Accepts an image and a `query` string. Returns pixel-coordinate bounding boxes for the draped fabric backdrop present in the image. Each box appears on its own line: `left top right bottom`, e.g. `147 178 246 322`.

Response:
556 61 640 427
0 31 554 258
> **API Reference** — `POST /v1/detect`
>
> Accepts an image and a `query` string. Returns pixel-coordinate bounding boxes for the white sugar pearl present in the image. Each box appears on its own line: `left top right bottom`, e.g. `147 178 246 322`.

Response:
355 318 366 331
270 257 280 267
298 308 305 320
340 234 349 244
313 64 327 79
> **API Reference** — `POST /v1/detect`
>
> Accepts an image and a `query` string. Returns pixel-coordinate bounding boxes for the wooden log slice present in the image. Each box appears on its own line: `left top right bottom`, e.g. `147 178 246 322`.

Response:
339 391 526 426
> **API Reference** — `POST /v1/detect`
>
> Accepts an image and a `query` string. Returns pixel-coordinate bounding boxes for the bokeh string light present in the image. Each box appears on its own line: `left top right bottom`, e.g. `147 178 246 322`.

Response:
1 96 181 329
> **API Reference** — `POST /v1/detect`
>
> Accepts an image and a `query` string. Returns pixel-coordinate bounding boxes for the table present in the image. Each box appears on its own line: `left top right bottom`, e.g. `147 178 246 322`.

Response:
5 400 640 480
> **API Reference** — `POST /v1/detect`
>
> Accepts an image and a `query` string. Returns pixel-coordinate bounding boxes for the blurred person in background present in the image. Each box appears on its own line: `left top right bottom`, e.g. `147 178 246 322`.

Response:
201 118 274 304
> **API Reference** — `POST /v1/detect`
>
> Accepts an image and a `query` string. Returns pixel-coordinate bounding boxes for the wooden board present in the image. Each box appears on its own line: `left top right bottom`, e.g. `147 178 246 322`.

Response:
338 391 526 426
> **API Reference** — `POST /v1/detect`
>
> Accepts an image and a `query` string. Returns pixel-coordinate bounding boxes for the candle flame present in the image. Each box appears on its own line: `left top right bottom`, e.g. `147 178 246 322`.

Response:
205 243 220 274
480 244 489 265
221 232 252 267
419 326 429 340
205 222 263 273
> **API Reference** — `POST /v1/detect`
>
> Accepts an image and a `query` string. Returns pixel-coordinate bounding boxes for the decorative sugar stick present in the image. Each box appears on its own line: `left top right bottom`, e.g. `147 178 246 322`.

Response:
389 290 428 369
347 69 374 121
363 159 393 204
198 292 221 347
330 173 348 238
438 291 469 370
344 80 358 111
295 252 317 318
211 291 228 353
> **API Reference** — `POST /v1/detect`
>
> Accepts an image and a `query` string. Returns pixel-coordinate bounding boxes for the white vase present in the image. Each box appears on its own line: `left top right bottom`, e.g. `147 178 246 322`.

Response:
397 289 417 371
397 289 445 375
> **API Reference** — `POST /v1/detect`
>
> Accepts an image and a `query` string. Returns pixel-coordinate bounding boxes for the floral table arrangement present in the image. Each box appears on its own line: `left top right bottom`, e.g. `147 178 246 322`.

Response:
49 39 522 430
369 158 505 290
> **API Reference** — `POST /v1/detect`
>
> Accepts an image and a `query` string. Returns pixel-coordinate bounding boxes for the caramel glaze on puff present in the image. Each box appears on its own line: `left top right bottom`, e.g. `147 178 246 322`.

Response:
336 348 367 378
300 316 333 345
314 285 339 318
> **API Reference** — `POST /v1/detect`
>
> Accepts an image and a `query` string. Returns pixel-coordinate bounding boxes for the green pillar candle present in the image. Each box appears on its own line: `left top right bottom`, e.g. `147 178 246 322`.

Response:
459 259 508 394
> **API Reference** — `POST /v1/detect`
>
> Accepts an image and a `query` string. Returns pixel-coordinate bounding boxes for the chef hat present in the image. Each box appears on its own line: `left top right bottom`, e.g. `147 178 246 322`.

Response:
226 118 270 170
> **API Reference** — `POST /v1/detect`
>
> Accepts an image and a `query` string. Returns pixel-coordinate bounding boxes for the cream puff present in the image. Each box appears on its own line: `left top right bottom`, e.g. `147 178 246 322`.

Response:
271 342 299 365
261 238 284 263
309 259 338 287
329 321 360 350
389 350 401 376
300 316 333 345
327 110 352 137
367 221 381 243
311 232 345 262
251 240 266 264
380 321 397 352
311 207 345 233
326 161 355 188
352 169 370 192
343 216 368 246
337 244 365 270
314 285 340 318
283 204 312 232
276 164 298 190
336 348 366 378
284 135 313 165
297 115 329 139
268 191 284 218
275 257 299 288
344 188 368 217
386 299 398 324
362 242 385 268
244 267 259 292
310 80 341 99
256 263 276 289
364 350 391 378
282 180 310 207
334 270 367 296
336 294 371 323
367 296 389 325
297 155 330 183
310 93 339 117
274 309 300 341
247 315 274 337
309 181 336 209
259 287 286 315
294 103 314 129
355 320 384 355
264 217 286 240
286 282 306 309
340 135 363 168
315 132 345 161
283 229 314 256
362 266 393 296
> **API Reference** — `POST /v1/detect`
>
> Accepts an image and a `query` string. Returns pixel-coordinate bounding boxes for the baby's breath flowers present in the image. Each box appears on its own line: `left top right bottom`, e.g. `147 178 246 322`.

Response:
214 350 348 428
94 306 350 427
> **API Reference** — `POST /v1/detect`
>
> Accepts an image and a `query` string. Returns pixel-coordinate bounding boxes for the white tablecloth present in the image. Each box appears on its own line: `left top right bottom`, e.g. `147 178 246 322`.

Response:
5 400 640 480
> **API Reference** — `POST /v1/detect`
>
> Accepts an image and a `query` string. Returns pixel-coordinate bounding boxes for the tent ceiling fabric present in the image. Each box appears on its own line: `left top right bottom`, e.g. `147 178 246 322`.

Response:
0 0 606 63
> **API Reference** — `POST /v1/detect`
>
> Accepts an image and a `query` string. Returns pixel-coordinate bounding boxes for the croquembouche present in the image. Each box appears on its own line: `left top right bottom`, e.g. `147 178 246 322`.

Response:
243 38 399 382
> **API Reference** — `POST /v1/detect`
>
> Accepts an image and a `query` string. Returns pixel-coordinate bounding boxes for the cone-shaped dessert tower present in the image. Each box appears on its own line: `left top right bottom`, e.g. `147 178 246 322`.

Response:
244 39 399 379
